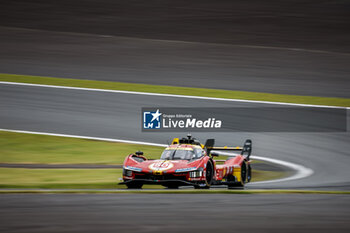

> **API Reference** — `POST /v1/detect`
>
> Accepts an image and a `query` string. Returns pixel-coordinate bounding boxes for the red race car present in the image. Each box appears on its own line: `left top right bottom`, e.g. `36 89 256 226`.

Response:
120 135 252 189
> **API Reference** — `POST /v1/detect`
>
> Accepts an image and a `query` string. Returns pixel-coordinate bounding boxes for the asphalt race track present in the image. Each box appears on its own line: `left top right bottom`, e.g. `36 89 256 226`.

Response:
1 1 350 232
0 0 350 97
1 194 350 233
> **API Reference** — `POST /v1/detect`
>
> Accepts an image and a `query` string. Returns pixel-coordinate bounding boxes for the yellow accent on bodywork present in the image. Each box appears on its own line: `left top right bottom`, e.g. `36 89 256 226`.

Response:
171 138 179 145
153 170 163 175
234 167 241 182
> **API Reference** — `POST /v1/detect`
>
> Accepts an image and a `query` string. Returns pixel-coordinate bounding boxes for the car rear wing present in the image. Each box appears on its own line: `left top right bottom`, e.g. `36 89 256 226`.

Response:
205 139 252 159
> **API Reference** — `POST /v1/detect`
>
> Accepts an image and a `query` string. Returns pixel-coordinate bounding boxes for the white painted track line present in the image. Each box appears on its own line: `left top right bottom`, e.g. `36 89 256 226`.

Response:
0 81 348 109
0 128 167 147
249 155 314 184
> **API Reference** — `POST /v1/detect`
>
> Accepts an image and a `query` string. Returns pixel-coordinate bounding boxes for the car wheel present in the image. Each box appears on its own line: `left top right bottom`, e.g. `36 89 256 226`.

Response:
247 164 252 182
197 161 214 189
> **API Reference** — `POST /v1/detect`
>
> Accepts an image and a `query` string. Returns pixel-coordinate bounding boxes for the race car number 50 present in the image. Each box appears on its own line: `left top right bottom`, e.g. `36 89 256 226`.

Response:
149 161 174 171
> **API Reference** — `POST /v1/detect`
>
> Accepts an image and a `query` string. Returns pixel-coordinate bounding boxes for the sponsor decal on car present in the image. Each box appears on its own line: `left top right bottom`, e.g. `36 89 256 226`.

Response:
125 166 142 172
175 167 197 173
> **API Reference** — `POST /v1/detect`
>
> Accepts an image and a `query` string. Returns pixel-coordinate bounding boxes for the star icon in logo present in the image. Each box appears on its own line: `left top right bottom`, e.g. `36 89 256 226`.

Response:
151 109 162 122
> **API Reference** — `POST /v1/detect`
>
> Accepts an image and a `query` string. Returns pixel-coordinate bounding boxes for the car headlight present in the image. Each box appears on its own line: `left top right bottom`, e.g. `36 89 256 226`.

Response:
189 170 203 178
123 166 142 177
123 169 133 177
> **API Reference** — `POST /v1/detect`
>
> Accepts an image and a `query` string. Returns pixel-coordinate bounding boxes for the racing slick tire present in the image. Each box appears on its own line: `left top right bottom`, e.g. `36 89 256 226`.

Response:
126 183 143 189
247 164 252 182
195 160 214 189
227 161 248 189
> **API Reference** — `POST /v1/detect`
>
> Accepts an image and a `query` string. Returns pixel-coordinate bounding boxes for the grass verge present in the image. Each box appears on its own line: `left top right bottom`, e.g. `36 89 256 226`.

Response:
0 131 163 164
0 168 122 189
0 131 287 189
0 168 158 189
0 168 280 189
1 73 349 107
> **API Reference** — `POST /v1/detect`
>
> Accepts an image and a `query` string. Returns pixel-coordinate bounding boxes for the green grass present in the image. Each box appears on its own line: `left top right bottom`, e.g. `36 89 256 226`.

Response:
0 168 122 189
0 131 288 189
0 168 161 189
0 131 164 164
0 167 282 189
251 170 288 182
1 73 349 107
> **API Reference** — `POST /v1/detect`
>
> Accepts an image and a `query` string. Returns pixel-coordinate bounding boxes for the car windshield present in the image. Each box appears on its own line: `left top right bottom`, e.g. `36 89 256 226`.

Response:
160 149 195 160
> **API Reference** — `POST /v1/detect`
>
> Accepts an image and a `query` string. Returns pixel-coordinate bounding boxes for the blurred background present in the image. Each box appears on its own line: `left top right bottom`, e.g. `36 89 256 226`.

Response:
1 0 350 97
0 1 350 232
